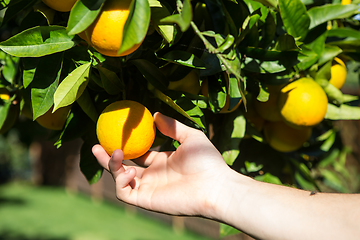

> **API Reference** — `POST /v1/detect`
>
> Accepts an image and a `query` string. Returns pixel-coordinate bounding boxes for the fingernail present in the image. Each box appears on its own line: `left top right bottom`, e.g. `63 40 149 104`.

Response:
125 168 131 174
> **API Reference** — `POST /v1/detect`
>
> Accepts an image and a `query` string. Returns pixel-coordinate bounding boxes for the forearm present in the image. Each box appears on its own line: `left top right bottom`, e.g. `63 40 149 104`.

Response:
206 168 360 240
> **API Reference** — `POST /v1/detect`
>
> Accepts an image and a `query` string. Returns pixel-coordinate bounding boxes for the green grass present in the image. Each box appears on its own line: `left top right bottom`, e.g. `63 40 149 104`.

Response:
0 182 211 240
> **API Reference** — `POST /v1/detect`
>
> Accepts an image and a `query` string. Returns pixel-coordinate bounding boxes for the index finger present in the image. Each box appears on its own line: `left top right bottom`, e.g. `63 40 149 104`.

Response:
92 144 111 171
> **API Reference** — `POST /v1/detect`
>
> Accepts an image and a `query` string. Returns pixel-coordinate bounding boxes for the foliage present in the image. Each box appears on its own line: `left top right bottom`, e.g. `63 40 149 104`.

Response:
0 0 360 236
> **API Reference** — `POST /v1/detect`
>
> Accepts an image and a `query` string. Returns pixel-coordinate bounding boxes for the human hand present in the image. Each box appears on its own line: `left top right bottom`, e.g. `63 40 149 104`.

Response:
92 112 231 217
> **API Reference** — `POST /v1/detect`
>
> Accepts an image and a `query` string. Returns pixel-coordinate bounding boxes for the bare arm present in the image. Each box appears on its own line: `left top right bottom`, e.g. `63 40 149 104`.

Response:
92 112 360 240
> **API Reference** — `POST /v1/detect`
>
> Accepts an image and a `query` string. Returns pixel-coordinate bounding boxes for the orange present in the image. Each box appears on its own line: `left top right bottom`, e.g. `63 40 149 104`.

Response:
341 0 351 4
96 100 156 159
329 57 347 89
85 0 142 57
168 70 201 95
36 105 71 130
278 78 328 128
42 0 77 12
264 121 312 152
254 85 283 122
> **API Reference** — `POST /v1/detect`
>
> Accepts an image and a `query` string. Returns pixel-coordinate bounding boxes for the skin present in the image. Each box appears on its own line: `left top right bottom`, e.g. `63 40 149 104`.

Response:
93 112 360 240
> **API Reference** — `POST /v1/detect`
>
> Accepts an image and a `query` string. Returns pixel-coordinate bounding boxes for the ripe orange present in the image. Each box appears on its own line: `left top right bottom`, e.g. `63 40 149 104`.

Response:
36 105 71 130
329 57 347 89
85 0 143 57
341 0 351 4
278 78 328 128
264 121 312 152
42 0 77 12
96 100 156 159
168 70 201 95
254 85 283 122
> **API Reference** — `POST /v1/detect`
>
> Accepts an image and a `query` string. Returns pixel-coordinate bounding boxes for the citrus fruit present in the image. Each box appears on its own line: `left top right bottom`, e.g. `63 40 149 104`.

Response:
85 0 143 57
0 88 10 101
36 106 71 130
168 70 201 95
42 0 77 12
329 57 347 89
96 100 156 159
341 0 351 4
254 85 283 122
278 78 328 128
264 121 312 152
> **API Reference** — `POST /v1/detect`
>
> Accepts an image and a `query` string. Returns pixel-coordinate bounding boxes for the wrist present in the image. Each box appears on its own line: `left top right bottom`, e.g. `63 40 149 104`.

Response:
197 166 254 222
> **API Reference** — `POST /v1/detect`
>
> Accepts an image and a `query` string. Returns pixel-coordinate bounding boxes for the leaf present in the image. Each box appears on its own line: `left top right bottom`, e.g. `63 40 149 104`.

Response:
327 27 360 40
245 161 263 173
76 89 99 123
80 137 103 184
97 66 125 95
160 0 192 32
30 53 63 120
2 0 38 24
220 112 246 165
53 62 91 112
255 173 282 185
252 0 277 8
219 224 240 238
67 0 105 35
152 88 205 130
131 59 168 92
278 0 310 40
308 4 360 29
174 96 206 129
22 58 40 88
0 26 76 57
118 0 151 55
325 103 360 120
149 0 175 43
161 50 206 69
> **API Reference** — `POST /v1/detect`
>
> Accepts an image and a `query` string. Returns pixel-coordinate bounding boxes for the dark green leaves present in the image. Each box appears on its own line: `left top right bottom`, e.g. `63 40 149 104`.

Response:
0 26 76 57
67 0 105 35
118 0 151 55
308 4 360 29
160 0 193 32
279 0 310 41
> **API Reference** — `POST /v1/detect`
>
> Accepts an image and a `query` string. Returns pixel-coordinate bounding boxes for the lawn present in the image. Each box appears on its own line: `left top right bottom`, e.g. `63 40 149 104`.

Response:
0 182 211 240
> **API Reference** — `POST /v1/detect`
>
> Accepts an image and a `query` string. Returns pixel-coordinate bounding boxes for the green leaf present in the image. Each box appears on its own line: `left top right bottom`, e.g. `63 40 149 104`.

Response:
2 0 38 24
255 173 282 185
54 62 91 112
320 169 348 193
317 45 342 66
252 0 277 8
149 0 175 43
118 0 151 55
327 27 360 40
80 137 103 184
30 53 63 120
245 161 263 173
308 4 360 29
278 0 310 40
220 112 246 165
219 224 240 238
152 88 204 130
0 26 76 57
160 0 192 32
22 58 40 88
325 103 360 120
161 50 206 69
273 34 300 51
76 89 99 123
174 95 206 130
67 0 105 35
97 66 125 95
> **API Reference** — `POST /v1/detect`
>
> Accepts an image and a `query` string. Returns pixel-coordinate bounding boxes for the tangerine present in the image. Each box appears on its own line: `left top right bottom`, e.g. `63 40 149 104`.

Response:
329 57 347 89
42 0 77 12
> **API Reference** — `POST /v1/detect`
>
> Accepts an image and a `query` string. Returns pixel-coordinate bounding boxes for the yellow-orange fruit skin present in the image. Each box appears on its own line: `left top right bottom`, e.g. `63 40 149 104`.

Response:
36 106 71 130
96 100 156 159
42 0 77 12
85 0 142 57
278 78 328 128
329 57 347 89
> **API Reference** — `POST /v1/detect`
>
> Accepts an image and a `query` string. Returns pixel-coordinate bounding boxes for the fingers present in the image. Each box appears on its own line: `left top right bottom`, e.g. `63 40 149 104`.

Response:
133 150 172 167
154 112 203 144
92 144 111 171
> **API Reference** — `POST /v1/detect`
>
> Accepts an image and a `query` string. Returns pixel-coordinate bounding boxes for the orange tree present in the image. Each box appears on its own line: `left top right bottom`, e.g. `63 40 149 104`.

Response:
1 0 360 236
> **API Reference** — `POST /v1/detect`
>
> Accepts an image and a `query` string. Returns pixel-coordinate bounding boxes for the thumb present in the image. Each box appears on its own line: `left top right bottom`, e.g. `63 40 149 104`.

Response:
153 112 202 144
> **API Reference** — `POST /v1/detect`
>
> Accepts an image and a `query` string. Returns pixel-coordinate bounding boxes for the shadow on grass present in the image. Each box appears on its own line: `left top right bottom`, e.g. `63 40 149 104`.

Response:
0 196 26 206
0 231 68 240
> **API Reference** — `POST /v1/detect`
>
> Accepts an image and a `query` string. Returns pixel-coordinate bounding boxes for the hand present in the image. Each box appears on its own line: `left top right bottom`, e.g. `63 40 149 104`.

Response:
92 112 231 217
